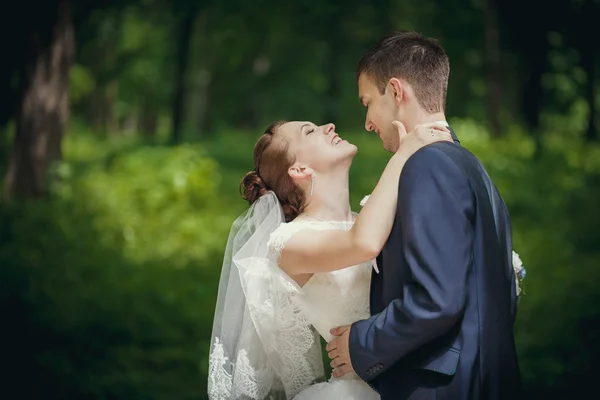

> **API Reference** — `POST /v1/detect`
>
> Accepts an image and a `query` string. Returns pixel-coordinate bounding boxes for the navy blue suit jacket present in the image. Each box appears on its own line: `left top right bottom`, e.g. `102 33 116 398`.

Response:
349 129 522 399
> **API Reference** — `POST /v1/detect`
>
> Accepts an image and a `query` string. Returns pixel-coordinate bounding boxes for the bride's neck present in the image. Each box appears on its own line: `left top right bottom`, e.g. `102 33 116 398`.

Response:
301 172 352 222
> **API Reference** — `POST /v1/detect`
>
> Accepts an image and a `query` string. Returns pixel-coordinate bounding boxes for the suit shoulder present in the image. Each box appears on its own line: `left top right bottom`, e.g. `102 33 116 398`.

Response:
403 142 463 175
400 143 472 197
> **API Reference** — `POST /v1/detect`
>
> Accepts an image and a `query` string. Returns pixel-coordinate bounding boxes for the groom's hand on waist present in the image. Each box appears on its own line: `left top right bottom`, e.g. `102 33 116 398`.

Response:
326 325 355 377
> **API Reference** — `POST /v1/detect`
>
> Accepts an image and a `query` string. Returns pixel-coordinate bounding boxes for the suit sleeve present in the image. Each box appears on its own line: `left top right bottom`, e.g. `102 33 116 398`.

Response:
349 145 474 381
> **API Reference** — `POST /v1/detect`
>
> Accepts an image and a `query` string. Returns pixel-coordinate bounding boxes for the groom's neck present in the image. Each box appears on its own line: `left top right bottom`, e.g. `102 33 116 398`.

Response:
410 111 448 130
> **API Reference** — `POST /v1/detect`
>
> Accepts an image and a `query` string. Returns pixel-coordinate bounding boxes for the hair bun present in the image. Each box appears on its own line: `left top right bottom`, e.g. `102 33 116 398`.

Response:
240 170 269 204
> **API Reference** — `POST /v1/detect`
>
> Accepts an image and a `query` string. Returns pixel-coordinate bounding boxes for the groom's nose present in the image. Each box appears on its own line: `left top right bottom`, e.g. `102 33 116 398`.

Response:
365 121 375 132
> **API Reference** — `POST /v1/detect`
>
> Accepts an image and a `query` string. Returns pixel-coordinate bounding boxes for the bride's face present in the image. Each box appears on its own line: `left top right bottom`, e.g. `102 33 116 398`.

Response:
277 121 357 178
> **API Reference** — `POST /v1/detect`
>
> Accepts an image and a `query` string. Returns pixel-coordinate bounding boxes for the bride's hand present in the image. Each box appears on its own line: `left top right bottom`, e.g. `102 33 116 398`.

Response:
393 121 453 159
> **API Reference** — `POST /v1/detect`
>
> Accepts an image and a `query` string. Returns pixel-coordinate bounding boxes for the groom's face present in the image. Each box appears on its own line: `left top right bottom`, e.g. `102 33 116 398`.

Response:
358 73 401 152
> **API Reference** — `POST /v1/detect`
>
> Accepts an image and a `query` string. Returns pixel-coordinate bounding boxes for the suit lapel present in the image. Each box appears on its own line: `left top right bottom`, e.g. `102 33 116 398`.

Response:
370 124 460 317
370 253 385 314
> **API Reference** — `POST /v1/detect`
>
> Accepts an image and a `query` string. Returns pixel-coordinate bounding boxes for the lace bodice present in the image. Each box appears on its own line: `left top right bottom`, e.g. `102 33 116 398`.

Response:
208 214 374 400
267 218 373 346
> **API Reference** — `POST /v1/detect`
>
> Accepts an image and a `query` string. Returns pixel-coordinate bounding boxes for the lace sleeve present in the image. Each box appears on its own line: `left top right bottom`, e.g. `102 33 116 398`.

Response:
267 222 309 262
209 197 327 400
267 221 343 263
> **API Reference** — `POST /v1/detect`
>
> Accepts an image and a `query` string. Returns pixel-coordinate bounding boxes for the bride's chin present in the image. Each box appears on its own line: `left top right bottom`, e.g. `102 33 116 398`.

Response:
346 144 358 156
341 151 358 167
327 143 358 164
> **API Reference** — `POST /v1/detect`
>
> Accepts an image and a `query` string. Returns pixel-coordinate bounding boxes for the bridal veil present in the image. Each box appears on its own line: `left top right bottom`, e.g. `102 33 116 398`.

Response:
208 191 325 399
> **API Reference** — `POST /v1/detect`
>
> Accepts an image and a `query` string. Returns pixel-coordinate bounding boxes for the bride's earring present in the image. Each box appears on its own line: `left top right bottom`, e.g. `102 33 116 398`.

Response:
310 173 315 197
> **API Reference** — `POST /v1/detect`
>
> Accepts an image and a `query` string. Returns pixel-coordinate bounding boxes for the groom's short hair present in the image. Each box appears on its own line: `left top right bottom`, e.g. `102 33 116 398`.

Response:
357 31 449 113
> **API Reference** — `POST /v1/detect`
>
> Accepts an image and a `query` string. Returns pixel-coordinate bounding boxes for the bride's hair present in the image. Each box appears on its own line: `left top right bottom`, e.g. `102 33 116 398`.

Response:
240 120 306 222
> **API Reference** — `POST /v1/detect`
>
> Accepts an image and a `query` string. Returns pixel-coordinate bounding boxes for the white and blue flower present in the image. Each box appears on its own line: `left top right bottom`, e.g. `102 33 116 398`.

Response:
512 251 526 296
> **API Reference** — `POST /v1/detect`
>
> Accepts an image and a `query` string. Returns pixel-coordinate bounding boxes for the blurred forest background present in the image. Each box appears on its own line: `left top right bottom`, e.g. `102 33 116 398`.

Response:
0 0 599 399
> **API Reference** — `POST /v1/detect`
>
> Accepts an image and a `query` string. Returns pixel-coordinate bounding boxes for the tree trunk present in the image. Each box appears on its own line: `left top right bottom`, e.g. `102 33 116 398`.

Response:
484 0 503 137
521 32 548 157
88 89 107 133
106 80 119 136
3 0 74 201
192 69 213 137
190 11 218 138
0 10 24 131
170 11 195 145
582 51 596 142
104 12 122 137
140 101 158 139
581 0 597 142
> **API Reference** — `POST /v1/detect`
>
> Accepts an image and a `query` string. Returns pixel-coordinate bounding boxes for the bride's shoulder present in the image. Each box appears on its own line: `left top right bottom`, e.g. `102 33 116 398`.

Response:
266 220 333 260
269 218 346 240
267 221 301 261
267 220 311 248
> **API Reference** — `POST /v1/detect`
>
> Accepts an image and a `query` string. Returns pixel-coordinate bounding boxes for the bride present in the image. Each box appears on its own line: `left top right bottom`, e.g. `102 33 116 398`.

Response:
208 119 452 399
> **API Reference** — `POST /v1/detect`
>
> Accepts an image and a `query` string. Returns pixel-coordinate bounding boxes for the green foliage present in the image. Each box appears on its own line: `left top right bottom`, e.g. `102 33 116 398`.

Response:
69 64 97 104
114 6 173 115
0 134 230 399
1 0 598 397
54 135 225 266
2 122 600 399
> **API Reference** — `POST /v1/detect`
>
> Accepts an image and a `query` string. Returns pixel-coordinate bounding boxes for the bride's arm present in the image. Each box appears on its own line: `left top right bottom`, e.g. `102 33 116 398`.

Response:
279 121 451 276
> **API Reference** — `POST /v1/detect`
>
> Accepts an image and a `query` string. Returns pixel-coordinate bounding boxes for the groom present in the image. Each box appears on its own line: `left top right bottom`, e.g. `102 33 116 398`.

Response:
326 31 522 399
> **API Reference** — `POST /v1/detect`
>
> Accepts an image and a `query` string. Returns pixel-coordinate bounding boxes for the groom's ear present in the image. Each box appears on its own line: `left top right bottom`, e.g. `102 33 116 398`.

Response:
388 78 404 106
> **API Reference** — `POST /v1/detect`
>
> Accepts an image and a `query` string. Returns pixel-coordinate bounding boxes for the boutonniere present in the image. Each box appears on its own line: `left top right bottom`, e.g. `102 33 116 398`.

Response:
512 251 526 297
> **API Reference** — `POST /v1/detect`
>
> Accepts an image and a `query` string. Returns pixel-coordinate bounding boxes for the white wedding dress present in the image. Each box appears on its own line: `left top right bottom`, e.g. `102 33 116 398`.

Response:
209 191 525 399
266 219 380 400
208 193 379 400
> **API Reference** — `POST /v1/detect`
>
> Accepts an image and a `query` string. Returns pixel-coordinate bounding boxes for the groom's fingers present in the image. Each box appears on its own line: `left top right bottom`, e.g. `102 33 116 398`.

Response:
330 351 349 368
329 325 349 339
330 326 342 336
332 364 353 378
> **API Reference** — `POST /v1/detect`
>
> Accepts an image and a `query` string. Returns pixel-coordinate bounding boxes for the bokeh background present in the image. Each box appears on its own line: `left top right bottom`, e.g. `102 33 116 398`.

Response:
1 0 598 399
